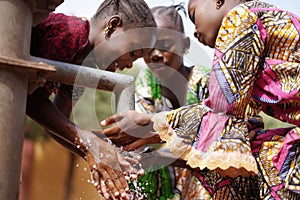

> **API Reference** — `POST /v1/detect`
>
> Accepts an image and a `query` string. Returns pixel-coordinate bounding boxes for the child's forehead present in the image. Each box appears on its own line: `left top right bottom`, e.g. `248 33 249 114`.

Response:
153 13 184 33
188 0 210 10
154 16 174 27
156 27 184 39
188 0 197 8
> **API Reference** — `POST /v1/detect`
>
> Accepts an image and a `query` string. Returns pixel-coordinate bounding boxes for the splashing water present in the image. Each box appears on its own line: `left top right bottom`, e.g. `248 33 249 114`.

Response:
75 133 154 199
128 179 148 200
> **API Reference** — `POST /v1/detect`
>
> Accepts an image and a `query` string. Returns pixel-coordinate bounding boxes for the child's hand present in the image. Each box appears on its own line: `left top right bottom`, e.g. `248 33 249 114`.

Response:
86 152 129 199
123 133 161 151
84 137 143 199
27 76 46 94
98 110 154 147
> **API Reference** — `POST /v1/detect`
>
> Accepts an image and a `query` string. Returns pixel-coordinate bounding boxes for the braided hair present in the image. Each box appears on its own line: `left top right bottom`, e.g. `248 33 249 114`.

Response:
151 3 186 33
93 0 156 30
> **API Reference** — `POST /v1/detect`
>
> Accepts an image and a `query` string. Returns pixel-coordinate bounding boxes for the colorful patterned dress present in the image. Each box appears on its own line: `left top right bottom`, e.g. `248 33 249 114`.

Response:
152 1 300 199
30 12 90 102
135 66 211 199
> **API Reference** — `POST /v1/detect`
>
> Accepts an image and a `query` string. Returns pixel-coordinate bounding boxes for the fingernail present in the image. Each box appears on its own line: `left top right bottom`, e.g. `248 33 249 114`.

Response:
121 192 126 197
104 193 110 199
114 191 120 196
130 174 137 179
100 120 106 126
125 187 129 192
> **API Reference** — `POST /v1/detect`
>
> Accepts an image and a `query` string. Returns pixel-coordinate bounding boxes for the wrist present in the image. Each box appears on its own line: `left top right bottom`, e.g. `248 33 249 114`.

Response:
74 129 101 156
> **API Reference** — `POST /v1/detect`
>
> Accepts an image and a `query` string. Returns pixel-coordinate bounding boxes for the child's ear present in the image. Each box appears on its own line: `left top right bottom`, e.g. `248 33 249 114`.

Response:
104 15 123 40
184 36 191 53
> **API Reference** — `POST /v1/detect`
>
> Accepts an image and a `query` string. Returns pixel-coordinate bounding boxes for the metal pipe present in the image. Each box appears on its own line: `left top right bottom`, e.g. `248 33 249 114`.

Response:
0 1 135 196
31 56 135 111
0 0 32 199
0 69 28 200
115 81 135 112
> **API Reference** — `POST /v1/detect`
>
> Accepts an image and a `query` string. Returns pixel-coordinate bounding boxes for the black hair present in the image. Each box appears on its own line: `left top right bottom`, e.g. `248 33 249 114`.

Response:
93 0 156 29
151 3 186 33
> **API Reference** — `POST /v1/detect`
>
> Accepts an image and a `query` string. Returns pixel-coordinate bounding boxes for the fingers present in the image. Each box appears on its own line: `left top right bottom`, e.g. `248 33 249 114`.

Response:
99 179 110 200
147 134 162 143
91 129 106 139
118 152 144 180
123 139 148 151
102 125 121 136
91 169 110 199
98 167 128 199
86 153 95 165
124 135 161 151
86 154 119 199
101 113 123 126
106 167 129 197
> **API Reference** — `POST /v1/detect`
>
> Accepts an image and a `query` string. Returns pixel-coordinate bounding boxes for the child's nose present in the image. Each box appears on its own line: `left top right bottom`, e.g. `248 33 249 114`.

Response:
194 30 198 38
150 49 163 62
125 61 132 69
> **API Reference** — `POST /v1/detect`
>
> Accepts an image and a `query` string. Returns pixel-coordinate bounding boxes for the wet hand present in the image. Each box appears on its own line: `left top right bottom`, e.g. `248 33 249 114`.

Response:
84 137 143 199
86 152 129 199
123 133 161 151
98 110 154 147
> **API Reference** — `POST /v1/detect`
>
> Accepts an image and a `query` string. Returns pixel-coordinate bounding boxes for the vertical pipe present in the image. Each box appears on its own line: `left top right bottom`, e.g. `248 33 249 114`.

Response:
115 77 135 112
0 0 32 59
0 69 28 200
0 0 32 199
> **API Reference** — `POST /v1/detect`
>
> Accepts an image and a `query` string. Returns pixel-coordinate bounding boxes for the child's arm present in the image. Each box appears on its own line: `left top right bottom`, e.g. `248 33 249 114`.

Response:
26 88 135 199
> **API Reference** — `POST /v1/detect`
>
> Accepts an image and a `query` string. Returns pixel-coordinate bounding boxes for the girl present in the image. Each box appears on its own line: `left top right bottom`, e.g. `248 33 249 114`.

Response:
101 4 211 199
152 0 300 199
27 0 156 199
102 0 300 199
134 5 210 199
